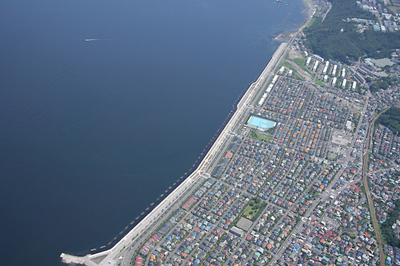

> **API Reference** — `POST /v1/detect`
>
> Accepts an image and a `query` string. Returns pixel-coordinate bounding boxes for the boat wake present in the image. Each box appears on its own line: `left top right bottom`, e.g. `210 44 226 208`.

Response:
85 38 110 42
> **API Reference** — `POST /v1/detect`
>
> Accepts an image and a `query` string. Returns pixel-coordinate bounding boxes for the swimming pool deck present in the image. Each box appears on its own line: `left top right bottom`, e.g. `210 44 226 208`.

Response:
247 116 276 131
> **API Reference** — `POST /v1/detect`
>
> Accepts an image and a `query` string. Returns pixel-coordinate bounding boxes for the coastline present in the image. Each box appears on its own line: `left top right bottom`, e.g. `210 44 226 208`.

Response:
271 0 313 42
300 0 314 29
61 38 295 266
301 0 314 20
61 38 289 264
60 1 312 265
70 85 245 258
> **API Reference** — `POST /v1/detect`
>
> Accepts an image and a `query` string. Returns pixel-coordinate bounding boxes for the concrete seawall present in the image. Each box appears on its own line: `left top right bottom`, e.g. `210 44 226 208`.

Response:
61 41 289 266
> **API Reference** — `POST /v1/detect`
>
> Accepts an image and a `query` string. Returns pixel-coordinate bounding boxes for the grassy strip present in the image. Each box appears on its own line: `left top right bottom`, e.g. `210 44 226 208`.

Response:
315 79 325 86
306 17 317 28
279 62 304 80
291 58 313 76
249 130 272 142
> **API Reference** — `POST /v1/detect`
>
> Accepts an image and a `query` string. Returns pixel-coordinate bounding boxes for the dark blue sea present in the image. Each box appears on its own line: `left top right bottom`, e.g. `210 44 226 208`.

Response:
0 0 306 265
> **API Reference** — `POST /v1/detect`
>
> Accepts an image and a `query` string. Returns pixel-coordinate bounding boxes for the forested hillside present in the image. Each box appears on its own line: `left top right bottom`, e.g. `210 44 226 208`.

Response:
376 107 400 134
381 199 400 248
303 0 400 64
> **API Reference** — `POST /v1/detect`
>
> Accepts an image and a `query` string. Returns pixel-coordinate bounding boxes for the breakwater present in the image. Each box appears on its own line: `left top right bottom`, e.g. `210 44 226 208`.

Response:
278 10 292 27
61 40 290 266
74 85 246 257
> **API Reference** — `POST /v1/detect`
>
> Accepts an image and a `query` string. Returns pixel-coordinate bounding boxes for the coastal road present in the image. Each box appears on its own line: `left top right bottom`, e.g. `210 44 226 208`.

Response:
61 28 295 266
119 176 208 266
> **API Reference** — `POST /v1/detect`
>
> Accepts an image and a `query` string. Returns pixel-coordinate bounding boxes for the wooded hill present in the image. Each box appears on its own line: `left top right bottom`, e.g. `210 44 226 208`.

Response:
303 0 400 64
376 107 400 134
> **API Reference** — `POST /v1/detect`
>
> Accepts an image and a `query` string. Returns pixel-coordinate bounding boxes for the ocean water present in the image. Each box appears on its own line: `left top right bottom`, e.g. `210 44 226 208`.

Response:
0 0 306 265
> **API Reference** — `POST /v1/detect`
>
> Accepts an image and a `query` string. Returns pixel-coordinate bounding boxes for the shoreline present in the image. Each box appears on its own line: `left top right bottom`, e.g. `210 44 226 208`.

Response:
61 40 292 266
67 70 251 260
300 0 315 29
61 1 312 265
271 0 313 42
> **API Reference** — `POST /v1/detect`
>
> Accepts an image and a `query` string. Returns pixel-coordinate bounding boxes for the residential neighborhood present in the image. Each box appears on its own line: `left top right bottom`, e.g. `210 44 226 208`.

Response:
125 36 400 265
66 1 400 265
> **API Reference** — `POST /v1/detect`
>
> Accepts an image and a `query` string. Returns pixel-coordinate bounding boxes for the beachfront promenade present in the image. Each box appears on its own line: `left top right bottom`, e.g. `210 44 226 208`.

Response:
61 40 290 266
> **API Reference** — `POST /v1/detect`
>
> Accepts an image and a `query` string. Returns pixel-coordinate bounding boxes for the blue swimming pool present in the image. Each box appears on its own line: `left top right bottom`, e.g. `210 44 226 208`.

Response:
247 116 276 130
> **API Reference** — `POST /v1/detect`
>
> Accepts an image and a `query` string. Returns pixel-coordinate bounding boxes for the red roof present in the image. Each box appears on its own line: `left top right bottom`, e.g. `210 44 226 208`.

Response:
225 151 233 159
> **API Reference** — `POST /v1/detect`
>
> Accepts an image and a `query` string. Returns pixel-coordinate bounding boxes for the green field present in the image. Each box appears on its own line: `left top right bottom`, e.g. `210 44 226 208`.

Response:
243 198 266 221
315 79 325 86
292 57 306 67
279 61 304 80
291 57 313 77
249 130 272 142
306 17 318 28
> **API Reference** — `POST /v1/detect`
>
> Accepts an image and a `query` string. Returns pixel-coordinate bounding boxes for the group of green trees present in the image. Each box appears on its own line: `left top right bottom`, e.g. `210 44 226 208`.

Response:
381 199 400 248
369 77 399 93
246 197 266 221
303 0 400 64
376 107 400 134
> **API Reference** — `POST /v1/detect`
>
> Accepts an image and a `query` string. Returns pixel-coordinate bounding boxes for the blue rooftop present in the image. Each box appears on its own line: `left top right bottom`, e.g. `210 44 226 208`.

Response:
247 116 276 130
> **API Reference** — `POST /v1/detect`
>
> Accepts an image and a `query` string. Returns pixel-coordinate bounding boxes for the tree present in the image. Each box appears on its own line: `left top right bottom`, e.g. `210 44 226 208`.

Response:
303 0 400 64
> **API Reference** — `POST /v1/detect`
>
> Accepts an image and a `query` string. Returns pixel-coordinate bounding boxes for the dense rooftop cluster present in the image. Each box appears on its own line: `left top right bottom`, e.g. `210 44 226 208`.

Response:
119 7 400 265
127 48 400 265
355 0 399 33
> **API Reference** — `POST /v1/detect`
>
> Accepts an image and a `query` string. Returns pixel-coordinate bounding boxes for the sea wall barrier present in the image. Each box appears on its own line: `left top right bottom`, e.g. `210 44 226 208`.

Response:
61 41 289 266
73 83 245 258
